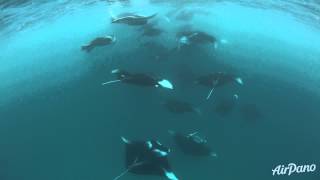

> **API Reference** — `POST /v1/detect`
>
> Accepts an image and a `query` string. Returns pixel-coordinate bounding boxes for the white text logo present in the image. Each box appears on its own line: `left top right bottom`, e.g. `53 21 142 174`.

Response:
272 163 316 176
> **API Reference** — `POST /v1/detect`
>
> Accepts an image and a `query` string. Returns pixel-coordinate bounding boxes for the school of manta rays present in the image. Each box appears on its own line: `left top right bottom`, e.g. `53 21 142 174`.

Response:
80 4 258 180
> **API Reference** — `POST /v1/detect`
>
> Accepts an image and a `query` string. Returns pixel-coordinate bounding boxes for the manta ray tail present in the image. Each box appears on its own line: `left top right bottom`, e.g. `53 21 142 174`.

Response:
206 87 215 100
187 131 199 137
112 168 130 180
113 158 145 180
147 13 158 19
101 79 122 86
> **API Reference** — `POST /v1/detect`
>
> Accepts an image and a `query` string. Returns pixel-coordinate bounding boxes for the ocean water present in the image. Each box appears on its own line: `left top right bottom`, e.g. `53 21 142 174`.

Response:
0 0 319 180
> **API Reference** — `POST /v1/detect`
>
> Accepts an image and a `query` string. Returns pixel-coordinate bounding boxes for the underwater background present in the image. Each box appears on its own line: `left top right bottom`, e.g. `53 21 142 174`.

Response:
0 0 320 179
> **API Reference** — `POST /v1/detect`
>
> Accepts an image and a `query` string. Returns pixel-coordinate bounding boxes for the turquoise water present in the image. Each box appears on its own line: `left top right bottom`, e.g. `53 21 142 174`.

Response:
0 0 319 179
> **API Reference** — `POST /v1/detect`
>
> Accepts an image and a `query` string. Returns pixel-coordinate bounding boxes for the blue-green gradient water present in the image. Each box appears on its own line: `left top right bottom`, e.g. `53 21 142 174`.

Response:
0 0 319 179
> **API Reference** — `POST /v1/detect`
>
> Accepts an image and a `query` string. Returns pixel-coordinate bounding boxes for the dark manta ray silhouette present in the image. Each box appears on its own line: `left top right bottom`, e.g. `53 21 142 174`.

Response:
176 30 217 49
113 137 179 180
111 13 157 26
163 98 201 114
81 35 116 52
195 72 243 100
168 131 217 157
102 69 174 89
